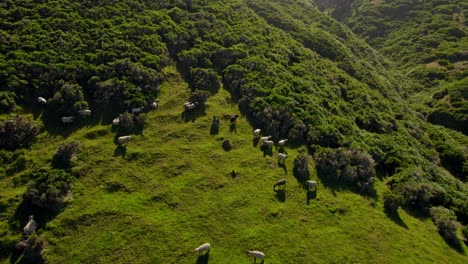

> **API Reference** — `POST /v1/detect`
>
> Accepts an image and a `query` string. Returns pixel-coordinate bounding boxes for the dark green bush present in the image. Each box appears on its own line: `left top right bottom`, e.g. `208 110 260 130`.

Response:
0 116 41 150
314 148 376 193
23 169 74 207
118 113 134 133
430 206 460 244
0 91 16 113
293 154 310 182
48 83 88 116
190 67 220 94
383 189 403 213
52 141 80 169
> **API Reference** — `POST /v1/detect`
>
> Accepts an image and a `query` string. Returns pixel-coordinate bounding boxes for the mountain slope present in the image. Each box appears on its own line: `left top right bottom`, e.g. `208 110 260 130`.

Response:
0 0 467 262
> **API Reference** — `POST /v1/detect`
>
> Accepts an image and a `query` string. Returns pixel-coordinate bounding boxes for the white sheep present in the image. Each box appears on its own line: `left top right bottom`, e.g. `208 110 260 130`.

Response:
112 117 120 126
260 136 271 142
253 129 261 137
246 250 265 263
278 139 288 146
194 243 210 255
61 116 75 124
306 180 318 191
117 136 131 145
131 107 144 114
278 153 287 163
23 215 37 236
262 140 274 147
184 102 198 111
151 100 159 109
79 109 91 117
37 97 47 104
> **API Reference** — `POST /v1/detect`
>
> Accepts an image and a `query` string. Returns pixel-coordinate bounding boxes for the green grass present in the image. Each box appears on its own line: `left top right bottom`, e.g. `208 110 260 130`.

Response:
1 66 467 263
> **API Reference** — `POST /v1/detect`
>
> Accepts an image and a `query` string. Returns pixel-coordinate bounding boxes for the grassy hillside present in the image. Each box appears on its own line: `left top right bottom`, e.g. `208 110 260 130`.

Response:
1 66 467 263
0 0 467 263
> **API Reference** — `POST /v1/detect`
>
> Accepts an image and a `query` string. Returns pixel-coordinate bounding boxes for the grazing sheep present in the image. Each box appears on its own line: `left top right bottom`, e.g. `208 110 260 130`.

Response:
306 180 318 191
260 136 271 142
278 153 287 163
278 139 288 146
194 243 210 255
246 250 265 263
253 129 261 137
112 117 120 126
23 215 37 236
117 136 131 145
37 97 47 104
184 102 198 111
79 109 91 117
274 179 287 189
61 116 75 124
262 140 274 147
131 107 144 114
230 114 239 123
151 100 159 109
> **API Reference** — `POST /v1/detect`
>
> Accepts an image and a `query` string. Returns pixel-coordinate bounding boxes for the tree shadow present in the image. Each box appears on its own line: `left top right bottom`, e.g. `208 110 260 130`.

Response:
274 189 286 202
306 190 317 205
113 145 127 158
384 208 408 229
277 162 287 174
196 252 210 264
229 123 237 133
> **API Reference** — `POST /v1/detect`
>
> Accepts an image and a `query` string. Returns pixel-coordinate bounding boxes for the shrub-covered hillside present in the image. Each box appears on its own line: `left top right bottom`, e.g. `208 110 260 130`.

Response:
0 0 467 263
313 0 467 134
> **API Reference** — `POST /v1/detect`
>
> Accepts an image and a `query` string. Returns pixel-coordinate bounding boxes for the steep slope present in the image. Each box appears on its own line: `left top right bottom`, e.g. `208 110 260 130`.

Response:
312 0 468 134
0 0 467 262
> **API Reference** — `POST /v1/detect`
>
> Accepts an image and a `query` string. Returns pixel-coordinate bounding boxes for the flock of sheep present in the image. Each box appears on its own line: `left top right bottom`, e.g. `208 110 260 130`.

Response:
33 96 320 262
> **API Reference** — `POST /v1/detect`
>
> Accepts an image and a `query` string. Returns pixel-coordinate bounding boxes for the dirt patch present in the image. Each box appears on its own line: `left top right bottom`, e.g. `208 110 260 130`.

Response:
426 61 445 70
371 0 383 7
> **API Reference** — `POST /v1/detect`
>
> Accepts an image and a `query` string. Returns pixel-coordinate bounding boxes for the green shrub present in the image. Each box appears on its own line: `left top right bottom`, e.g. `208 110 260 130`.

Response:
23 169 74 208
190 67 220 94
0 91 16 113
52 141 80 169
314 148 376 193
0 116 42 150
119 113 134 133
430 206 460 244
48 83 88 116
383 189 403 213
293 154 310 182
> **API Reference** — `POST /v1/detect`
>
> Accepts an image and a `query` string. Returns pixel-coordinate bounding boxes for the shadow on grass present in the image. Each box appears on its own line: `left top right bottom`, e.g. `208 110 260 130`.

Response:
278 162 287 174
229 123 237 133
11 200 68 235
274 189 286 202
261 146 272 157
113 145 127 158
196 252 209 264
384 208 408 229
182 105 206 123
306 190 317 205
252 138 259 147
210 117 220 135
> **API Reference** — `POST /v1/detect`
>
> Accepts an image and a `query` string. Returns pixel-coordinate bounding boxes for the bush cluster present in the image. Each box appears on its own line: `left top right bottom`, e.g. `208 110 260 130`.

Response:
0 116 41 150
315 148 376 194
52 141 80 169
23 169 74 208
430 206 460 244
293 154 310 182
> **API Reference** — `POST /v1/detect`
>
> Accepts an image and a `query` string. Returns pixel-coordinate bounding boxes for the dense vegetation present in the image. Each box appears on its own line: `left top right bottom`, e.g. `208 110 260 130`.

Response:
313 0 467 134
0 0 466 262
